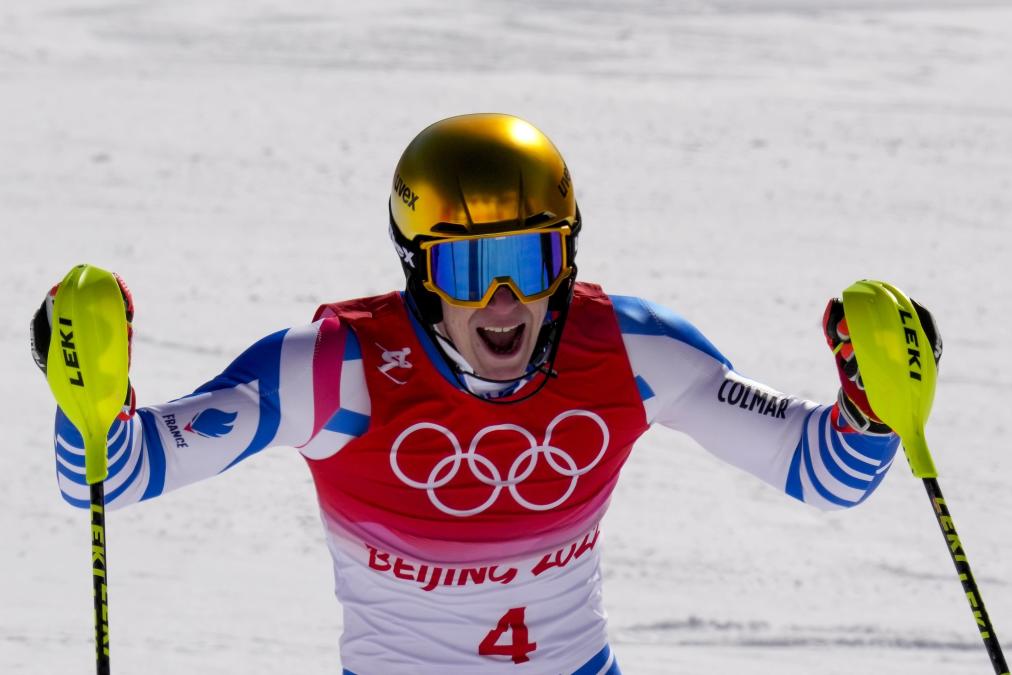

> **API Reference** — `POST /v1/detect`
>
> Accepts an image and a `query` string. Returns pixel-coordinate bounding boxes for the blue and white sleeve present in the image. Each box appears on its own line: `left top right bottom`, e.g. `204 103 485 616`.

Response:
613 295 900 511
53 320 369 509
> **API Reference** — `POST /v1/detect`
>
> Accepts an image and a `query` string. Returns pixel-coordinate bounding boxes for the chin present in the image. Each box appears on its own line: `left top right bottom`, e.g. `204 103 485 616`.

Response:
473 338 539 380
475 357 528 382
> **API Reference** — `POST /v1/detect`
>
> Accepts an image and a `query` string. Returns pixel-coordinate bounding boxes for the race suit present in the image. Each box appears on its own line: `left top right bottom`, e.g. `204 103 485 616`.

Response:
52 282 899 674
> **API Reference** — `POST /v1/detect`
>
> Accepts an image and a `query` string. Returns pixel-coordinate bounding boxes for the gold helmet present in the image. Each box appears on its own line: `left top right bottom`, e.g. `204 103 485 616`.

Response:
389 113 581 325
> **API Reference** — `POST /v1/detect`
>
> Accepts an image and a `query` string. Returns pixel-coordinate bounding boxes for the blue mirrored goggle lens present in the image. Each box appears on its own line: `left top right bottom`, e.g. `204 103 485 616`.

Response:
429 231 565 303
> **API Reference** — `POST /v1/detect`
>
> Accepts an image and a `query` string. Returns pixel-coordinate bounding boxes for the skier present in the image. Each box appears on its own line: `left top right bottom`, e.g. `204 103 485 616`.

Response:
32 113 942 674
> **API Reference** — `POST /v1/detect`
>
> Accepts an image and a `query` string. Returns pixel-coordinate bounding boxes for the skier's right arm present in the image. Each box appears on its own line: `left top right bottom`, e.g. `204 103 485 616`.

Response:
32 281 360 510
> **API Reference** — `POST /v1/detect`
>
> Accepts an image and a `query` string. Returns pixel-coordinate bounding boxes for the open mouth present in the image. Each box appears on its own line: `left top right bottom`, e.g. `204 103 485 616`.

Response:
476 323 525 356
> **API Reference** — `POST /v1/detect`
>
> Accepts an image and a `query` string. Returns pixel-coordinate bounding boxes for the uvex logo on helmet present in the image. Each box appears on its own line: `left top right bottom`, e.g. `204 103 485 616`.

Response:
388 226 416 268
557 165 572 198
393 174 419 211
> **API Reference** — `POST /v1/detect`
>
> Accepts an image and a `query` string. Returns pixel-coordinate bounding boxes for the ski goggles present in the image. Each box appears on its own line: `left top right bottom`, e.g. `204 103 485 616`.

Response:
421 226 573 308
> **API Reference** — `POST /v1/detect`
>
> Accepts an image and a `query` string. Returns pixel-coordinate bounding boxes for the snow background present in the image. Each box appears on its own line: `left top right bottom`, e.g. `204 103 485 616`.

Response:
2 1 1011 673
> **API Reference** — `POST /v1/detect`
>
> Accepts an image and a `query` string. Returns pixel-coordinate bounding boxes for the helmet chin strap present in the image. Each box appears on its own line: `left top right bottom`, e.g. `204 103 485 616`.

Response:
430 327 557 383
404 292 569 405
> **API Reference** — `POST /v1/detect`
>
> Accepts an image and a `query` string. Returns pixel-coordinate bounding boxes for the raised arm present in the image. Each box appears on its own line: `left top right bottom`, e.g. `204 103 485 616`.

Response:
612 294 901 511
33 280 361 509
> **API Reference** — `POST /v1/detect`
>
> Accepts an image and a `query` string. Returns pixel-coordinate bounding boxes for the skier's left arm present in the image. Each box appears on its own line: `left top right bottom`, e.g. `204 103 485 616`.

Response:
614 294 942 511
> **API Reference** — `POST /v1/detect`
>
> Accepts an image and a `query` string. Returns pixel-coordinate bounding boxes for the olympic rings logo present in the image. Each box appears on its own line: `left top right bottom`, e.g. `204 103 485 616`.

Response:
390 410 611 517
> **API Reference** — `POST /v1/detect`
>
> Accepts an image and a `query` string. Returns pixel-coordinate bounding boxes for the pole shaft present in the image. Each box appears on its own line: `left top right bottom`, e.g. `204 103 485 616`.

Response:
90 482 110 675
924 478 1007 674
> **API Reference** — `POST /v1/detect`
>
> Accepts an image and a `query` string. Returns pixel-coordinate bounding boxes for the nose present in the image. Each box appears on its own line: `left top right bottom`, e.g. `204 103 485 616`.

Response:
485 284 520 311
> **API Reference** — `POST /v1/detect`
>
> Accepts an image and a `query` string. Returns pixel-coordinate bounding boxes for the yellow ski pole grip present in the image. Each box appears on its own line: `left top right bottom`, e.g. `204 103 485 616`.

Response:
844 280 1008 673
842 279 938 478
46 264 130 485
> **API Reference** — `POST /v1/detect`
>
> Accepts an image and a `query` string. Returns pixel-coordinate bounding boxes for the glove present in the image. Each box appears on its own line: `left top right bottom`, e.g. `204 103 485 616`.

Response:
30 273 136 421
823 296 942 435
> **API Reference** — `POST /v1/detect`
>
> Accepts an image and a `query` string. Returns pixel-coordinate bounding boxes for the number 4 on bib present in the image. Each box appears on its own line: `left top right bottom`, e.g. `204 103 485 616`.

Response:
478 607 537 664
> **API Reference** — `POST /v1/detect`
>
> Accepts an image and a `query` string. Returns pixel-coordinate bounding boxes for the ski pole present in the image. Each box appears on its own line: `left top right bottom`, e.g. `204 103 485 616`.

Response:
46 264 130 675
843 279 1008 675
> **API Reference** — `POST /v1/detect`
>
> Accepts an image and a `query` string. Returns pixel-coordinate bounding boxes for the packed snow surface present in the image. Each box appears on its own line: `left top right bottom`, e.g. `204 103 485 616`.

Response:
2 1 1011 673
